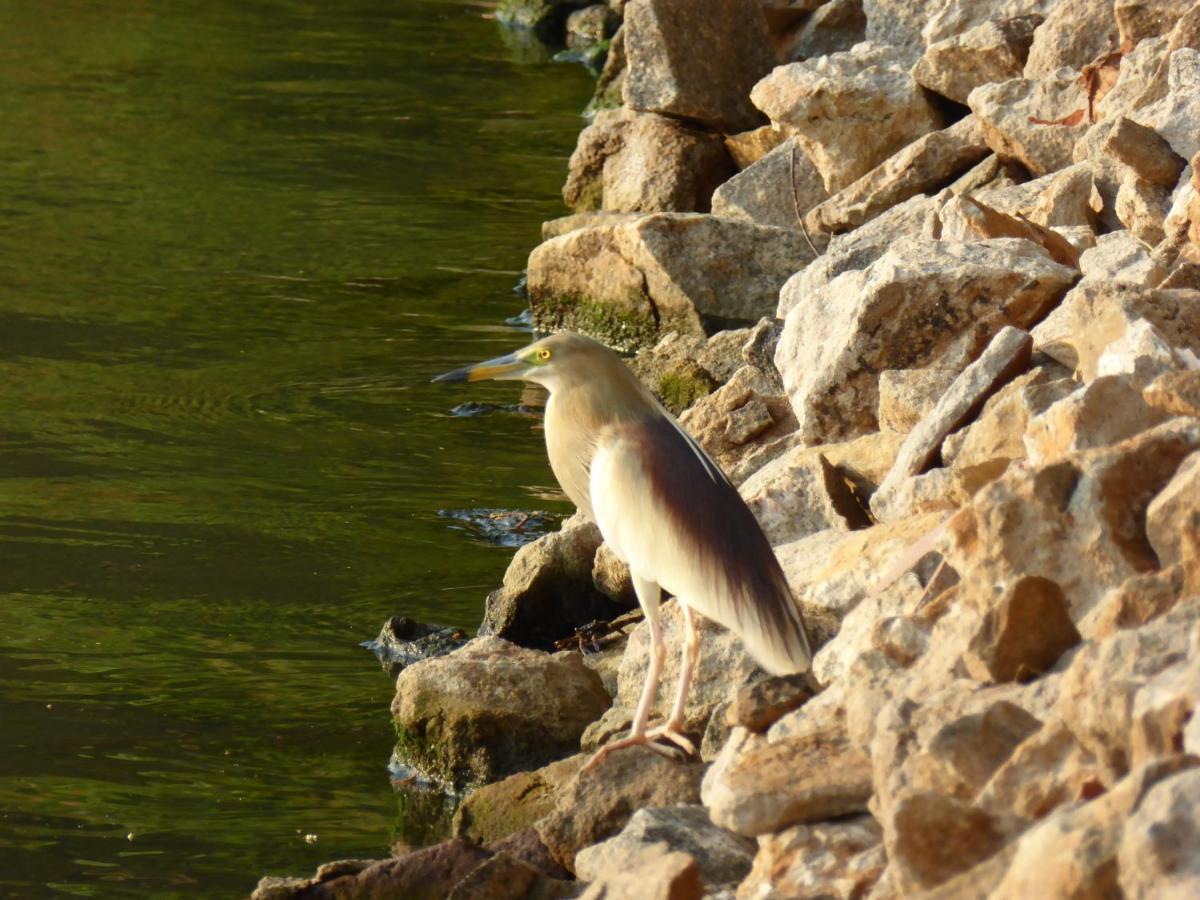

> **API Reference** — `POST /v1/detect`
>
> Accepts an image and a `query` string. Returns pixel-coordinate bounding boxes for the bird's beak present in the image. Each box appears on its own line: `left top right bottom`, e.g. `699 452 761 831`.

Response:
431 351 526 384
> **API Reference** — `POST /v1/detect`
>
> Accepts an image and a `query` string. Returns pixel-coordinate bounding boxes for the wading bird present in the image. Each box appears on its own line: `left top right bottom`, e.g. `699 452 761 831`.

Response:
434 331 811 766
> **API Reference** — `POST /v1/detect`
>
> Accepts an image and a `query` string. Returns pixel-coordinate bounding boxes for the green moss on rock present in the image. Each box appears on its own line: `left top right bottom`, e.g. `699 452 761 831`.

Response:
531 294 660 352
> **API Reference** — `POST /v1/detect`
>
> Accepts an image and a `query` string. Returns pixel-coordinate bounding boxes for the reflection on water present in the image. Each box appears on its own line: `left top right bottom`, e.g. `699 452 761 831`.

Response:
0 0 590 895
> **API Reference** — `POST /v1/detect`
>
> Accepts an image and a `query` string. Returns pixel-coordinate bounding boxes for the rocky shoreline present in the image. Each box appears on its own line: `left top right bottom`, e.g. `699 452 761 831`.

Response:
254 1 1200 897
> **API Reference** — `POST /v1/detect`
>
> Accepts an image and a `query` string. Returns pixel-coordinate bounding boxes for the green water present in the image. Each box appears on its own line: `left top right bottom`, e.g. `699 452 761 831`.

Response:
0 1 590 895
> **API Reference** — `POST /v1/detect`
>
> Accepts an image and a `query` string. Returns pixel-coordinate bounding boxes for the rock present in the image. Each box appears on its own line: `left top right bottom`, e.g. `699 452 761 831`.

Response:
963 575 1082 683
1024 374 1172 463
972 161 1102 229
566 4 618 48
871 327 1033 522
588 21 626 111
678 365 799 481
363 616 469 676
987 755 1199 899
1104 115 1187 187
1031 281 1200 381
776 237 1076 444
1147 449 1200 568
251 839 492 900
933 195 1085 268
1116 173 1172 244
780 0 867 62
976 719 1104 821
1119 768 1200 898
578 847 702 900
913 16 1042 105
480 514 624 650
944 367 1075 493
541 211 643 240
391 637 611 789
562 109 735 214
1024 0 1120 78
1096 33 1172 120
1116 0 1199 45
446 852 577 900
528 214 818 350
804 116 991 235
1145 369 1200 416
536 744 706 872
750 43 943 194
724 672 817 733
496 0 594 43
1056 607 1199 781
1131 48 1200 164
968 71 1090 176
887 792 1014 892
877 367 958 434
623 0 775 132
452 755 585 844
946 419 1200 624
1078 229 1168 285
702 724 873 836
711 137 829 229
484 827 574 881
739 450 871 545
737 816 885 900
922 0 1058 47
724 124 787 170
591 541 634 608
1129 635 1200 769
583 598 764 746
574 805 754 892
861 0 941 61
1085 566 1188 640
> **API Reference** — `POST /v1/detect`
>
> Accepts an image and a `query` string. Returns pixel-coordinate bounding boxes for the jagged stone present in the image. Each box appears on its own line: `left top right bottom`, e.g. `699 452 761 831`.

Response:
922 0 1058 47
1116 0 1199 45
1145 369 1200 416
969 71 1091 176
914 16 1042 104
737 816 885 900
877 367 958 434
779 0 866 62
710 137 828 229
750 42 942 193
1147 449 1200 568
1104 115 1187 186
1024 0 1120 78
723 124 786 170
451 755 584 844
1119 767 1200 898
579 846 702 900
740 450 871 545
964 575 1082 683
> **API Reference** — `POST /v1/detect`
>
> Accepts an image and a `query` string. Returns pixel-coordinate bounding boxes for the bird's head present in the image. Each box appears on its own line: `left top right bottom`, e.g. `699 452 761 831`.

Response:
431 331 612 391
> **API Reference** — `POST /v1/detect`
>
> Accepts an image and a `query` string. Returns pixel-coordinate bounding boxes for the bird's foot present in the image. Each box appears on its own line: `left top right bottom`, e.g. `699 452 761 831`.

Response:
581 724 695 773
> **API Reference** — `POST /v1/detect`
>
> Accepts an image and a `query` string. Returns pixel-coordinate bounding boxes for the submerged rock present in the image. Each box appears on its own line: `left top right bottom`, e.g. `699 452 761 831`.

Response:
363 616 469 677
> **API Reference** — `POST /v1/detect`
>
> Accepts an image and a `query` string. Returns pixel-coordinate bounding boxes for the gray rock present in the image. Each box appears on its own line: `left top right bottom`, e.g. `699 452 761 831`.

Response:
776 237 1077 444
1078 230 1168 285
391 636 611 789
363 616 469 676
623 0 775 132
862 0 941 61
922 0 1057 46
780 0 866 62
750 42 943 193
574 805 755 893
914 16 1043 105
710 137 829 229
1118 768 1200 899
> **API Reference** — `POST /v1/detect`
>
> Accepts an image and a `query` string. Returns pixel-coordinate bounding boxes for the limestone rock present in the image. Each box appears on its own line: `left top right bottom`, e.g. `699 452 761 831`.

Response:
963 575 1082 683
872 327 1033 522
579 847 702 900
877 367 958 434
724 124 786 170
862 0 940 61
739 450 870 545
481 514 624 649
776 237 1076 444
562 109 734 213
623 0 775 132
1118 768 1200 899
750 43 942 193
922 0 1058 47
886 791 1014 892
536 744 705 872
1145 369 1200 416
971 161 1102 229
1085 566 1189 640
711 137 829 229
737 816 885 900
1116 173 1172 245
969 71 1090 176
724 672 817 734
1024 0 1120 78
1078 229 1168 285
451 755 584 844
391 637 611 789
528 214 818 350
1129 637 1200 769
804 116 991 234
1116 0 1199 45
913 16 1042 105
574 805 754 893
1024 374 1172 463
1147 449 1200 568
1131 48 1200 164
702 724 873 836
780 0 867 62
976 719 1104 821
1103 115 1187 187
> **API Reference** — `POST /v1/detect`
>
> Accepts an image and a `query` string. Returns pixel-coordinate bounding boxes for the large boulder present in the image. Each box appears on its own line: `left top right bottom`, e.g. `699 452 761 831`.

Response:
623 0 775 132
775 237 1077 444
391 637 611 789
528 213 818 350
562 109 734 214
750 43 943 193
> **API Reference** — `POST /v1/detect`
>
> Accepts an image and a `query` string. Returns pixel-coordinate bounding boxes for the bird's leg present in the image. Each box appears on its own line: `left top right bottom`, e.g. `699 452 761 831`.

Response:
646 601 700 756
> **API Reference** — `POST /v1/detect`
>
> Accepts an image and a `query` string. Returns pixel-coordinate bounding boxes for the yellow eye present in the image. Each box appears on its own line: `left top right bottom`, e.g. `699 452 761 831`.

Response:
536 348 552 362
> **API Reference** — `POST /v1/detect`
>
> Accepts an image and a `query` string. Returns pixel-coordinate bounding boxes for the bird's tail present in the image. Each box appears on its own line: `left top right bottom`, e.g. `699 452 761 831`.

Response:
735 579 813 676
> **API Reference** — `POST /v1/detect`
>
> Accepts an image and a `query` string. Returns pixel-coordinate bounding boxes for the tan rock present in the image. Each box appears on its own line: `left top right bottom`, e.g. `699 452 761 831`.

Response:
724 124 786 170
541 211 642 240
811 572 927 686
622 0 774 132
972 160 1102 229
964 575 1082 683
872 327 1033 522
1147 449 1200 568
1103 115 1187 186
1024 0 1120 78
1024 374 1172 463
711 137 829 229
1116 0 1199 45
702 724 873 836
778 0 867 63
887 792 1014 891
804 116 991 234
452 755 585 844
922 0 1058 47
1084 566 1187 640
562 109 735 214
777 237 1076 444
536 744 705 872
739 450 870 545
977 720 1104 821
862 0 940 61
1144 369 1200 416
1116 173 1171 245
877 367 958 434
1118 767 1200 899
725 673 817 734
913 16 1042 105
1077 229 1169 285
1130 48 1200 164
750 43 942 193
1129 638 1200 770
968 71 1090 176
736 816 885 900
578 847 703 900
